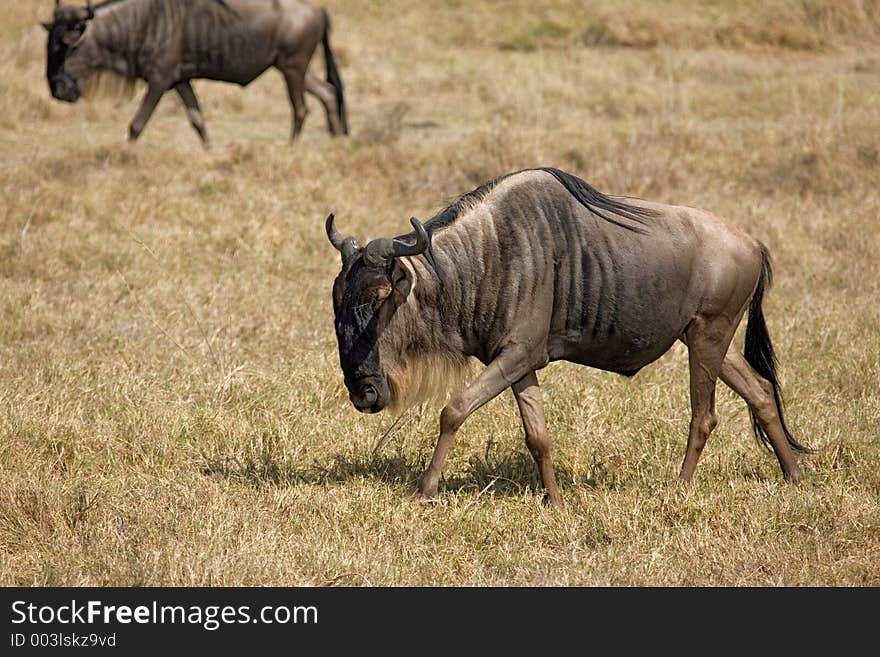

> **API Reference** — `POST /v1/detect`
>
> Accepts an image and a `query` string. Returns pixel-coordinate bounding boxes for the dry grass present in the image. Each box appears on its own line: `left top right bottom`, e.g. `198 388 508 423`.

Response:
1 0 878 586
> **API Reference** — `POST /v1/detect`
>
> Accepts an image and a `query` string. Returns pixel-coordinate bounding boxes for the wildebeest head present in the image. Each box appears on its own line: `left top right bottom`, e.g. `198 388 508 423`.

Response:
326 213 429 413
42 1 95 102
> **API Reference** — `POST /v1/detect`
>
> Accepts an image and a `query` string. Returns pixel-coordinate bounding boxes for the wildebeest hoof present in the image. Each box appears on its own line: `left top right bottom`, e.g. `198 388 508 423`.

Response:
415 491 438 505
784 470 805 485
543 493 564 508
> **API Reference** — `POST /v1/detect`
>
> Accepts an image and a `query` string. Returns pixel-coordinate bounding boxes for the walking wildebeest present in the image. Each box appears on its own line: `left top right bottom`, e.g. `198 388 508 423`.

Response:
326 167 813 506
42 0 348 144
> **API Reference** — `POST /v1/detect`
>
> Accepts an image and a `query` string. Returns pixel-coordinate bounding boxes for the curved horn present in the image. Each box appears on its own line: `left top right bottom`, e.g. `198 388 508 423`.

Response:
325 213 359 262
363 217 430 268
398 217 430 257
325 213 345 250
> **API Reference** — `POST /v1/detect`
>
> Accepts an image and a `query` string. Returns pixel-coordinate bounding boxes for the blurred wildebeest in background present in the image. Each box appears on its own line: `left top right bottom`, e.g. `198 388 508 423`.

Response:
43 0 348 144
326 168 813 506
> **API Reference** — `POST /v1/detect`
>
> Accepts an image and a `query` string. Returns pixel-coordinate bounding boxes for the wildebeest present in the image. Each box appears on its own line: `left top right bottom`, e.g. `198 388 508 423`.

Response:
43 0 348 144
326 167 813 506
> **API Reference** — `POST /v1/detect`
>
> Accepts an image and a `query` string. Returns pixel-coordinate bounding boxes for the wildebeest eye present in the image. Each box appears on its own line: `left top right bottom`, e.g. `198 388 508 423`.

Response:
61 25 86 47
374 283 392 301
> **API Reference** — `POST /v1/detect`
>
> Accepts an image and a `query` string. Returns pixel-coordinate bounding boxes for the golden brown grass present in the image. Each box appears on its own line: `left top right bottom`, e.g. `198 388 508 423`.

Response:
1 0 878 586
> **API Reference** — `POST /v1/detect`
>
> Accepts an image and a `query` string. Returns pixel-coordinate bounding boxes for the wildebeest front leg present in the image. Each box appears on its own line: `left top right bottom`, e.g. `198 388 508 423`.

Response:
417 355 530 503
512 372 563 507
128 83 166 142
174 81 209 147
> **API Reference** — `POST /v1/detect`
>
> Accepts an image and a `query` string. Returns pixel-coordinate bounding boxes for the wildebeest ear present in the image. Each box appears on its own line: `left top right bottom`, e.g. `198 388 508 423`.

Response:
391 261 413 300
41 22 53 32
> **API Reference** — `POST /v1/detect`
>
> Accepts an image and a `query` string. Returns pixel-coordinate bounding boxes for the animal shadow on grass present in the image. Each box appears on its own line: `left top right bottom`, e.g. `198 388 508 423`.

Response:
201 445 588 500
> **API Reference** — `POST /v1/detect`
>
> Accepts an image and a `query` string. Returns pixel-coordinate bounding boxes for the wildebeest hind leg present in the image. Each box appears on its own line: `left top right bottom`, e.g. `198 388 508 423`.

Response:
512 372 563 507
281 68 309 140
417 353 533 503
719 347 803 482
305 73 343 135
174 82 209 147
679 315 739 483
128 83 166 142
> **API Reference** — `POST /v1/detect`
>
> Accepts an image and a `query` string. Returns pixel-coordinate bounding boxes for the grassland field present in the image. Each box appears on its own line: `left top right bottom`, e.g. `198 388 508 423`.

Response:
0 0 878 585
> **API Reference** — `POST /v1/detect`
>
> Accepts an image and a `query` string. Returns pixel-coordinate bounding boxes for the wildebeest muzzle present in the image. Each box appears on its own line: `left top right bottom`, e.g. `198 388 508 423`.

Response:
347 376 391 414
50 72 80 102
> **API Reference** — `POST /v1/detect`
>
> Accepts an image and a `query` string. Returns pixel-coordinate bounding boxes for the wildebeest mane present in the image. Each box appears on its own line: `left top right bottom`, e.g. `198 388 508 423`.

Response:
423 167 657 238
86 0 232 16
89 0 228 9
92 0 129 11
538 167 659 233
424 172 517 236
410 172 515 277
394 167 659 276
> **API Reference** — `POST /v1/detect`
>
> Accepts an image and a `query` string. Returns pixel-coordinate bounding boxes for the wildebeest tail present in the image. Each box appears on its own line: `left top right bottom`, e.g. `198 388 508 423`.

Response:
744 244 813 454
322 9 348 135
